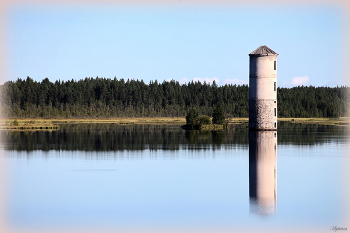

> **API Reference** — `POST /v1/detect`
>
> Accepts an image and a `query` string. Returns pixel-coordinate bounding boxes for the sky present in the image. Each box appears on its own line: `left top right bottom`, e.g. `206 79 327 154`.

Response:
3 2 347 87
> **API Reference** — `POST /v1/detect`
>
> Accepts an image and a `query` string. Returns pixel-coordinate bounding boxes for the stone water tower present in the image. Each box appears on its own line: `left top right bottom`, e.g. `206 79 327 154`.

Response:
249 45 278 130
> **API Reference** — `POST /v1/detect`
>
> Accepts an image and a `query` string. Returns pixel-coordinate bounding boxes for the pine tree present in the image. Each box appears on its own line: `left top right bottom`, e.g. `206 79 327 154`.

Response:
185 108 198 127
212 104 225 124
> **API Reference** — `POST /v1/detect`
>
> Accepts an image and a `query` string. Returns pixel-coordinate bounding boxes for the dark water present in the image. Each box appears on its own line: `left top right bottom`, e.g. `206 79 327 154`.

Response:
0 122 348 232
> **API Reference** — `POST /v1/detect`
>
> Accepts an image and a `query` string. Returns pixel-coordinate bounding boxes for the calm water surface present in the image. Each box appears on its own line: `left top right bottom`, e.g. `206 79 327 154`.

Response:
0 123 348 232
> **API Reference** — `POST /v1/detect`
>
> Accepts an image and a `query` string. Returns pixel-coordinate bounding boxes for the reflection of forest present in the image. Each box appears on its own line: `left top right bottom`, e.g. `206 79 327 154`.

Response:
0 123 347 151
277 121 348 145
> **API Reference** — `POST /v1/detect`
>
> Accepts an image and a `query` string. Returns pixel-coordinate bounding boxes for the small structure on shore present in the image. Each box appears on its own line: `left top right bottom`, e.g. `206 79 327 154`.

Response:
249 45 278 130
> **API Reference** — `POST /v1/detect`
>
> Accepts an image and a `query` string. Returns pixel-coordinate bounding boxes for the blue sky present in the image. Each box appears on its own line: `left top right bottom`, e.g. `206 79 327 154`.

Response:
4 2 346 87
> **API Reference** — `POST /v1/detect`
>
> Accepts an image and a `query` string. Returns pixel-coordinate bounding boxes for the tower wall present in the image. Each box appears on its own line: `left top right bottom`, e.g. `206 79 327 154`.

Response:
249 99 276 130
249 55 277 79
249 49 278 130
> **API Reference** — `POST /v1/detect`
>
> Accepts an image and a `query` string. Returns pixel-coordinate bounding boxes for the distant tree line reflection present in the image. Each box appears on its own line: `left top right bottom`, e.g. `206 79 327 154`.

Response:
1 123 347 152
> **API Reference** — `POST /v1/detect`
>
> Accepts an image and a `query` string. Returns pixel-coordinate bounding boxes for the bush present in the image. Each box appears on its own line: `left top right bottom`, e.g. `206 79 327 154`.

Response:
12 119 19 126
198 115 211 125
184 109 212 130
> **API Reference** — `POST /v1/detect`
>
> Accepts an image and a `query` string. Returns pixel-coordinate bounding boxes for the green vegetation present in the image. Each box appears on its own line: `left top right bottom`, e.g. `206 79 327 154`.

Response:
183 108 224 130
184 108 203 130
212 104 225 124
185 108 199 129
198 115 211 125
0 77 247 118
0 77 349 119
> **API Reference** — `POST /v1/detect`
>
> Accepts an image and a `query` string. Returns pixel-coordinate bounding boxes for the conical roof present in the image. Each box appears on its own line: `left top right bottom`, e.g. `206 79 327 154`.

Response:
249 45 278 56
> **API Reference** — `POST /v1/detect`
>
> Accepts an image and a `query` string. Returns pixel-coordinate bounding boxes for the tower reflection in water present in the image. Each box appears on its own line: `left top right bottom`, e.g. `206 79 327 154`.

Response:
249 131 277 215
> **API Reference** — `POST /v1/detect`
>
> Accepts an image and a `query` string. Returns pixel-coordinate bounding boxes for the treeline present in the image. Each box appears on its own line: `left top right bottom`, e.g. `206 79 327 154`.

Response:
0 76 349 118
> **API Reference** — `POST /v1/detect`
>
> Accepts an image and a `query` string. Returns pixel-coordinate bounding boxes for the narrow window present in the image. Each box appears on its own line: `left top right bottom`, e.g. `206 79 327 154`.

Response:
274 61 276 70
274 82 276 91
274 122 277 128
274 108 277 117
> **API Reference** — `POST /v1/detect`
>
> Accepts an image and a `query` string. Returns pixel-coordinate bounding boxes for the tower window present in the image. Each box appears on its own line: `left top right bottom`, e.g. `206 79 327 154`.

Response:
274 122 277 128
274 108 277 117
274 61 276 70
274 82 276 91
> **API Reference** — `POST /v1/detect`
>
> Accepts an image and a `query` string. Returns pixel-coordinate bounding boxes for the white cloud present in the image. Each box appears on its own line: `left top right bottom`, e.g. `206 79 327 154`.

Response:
291 76 309 86
223 78 248 85
192 77 219 84
179 77 189 84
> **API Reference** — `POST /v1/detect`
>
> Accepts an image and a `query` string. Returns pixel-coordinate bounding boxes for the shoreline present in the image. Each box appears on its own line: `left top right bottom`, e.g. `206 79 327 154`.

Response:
0 117 349 130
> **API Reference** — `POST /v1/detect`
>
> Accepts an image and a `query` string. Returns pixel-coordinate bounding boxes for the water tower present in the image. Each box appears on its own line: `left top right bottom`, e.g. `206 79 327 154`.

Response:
249 45 278 130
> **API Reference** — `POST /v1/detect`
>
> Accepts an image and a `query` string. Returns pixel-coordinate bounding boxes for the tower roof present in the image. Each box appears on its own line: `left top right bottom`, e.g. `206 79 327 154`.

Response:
249 45 278 56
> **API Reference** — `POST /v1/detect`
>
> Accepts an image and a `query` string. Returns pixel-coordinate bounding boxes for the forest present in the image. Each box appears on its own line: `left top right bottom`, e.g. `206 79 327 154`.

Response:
0 76 349 119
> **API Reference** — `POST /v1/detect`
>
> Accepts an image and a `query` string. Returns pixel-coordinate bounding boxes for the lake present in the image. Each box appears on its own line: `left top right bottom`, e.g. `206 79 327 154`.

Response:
0 122 348 232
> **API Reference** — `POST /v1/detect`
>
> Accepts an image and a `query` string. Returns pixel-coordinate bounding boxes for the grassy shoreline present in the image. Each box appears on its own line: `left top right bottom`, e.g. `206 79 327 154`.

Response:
277 117 350 126
0 117 186 130
0 117 349 130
